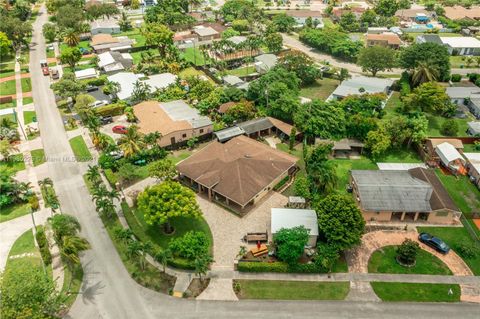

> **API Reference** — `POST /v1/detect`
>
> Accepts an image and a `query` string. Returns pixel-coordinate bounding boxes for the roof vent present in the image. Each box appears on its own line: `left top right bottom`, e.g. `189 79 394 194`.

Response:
245 154 251 158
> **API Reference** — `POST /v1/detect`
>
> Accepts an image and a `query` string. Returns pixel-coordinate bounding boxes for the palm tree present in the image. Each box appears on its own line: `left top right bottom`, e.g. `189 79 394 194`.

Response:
86 165 101 184
308 161 338 194
127 240 152 271
114 227 134 245
63 28 79 47
476 56 480 67
117 125 145 158
49 214 82 245
153 248 172 273
92 184 110 202
0 117 16 129
95 197 116 219
411 62 439 87
118 12 132 32
0 140 19 160
194 255 213 282
61 235 90 290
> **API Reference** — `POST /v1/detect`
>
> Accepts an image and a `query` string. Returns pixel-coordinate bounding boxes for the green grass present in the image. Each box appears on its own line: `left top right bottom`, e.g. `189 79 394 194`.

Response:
69 135 92 162
463 143 480 152
334 157 378 194
0 113 17 126
114 29 145 47
181 47 207 66
0 99 16 109
450 56 479 69
21 78 32 93
368 246 452 275
426 113 469 137
383 92 402 121
178 67 212 80
371 282 460 302
234 280 350 300
435 171 480 217
23 97 33 105
0 203 31 223
31 148 45 167
0 79 17 95
417 226 480 275
226 65 256 77
0 69 15 78
8 228 35 256
0 153 25 173
300 78 340 101
130 51 143 64
122 201 213 269
46 48 55 59
59 40 90 54
23 110 36 124
61 263 84 307
167 151 192 164
375 148 422 163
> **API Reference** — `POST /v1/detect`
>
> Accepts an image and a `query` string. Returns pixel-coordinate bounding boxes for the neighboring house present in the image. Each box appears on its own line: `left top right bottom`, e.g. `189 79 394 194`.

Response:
394 9 431 22
271 208 319 247
98 51 133 74
74 68 97 80
142 73 177 91
213 126 246 143
254 54 278 74
286 10 324 28
90 34 133 53
415 34 443 45
467 121 480 136
317 138 364 158
134 100 213 147
90 18 120 35
350 168 461 224
469 98 480 119
331 7 365 20
435 142 467 174
366 33 402 49
107 72 144 101
237 117 301 140
176 135 298 211
327 76 393 101
222 75 249 90
416 34 480 55
423 138 464 163
464 152 480 188
446 86 480 105
444 5 480 20
193 25 220 42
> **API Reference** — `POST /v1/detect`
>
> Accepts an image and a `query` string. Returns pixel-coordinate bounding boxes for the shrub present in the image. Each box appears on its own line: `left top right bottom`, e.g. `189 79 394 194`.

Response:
456 243 479 259
98 153 117 170
168 231 209 260
95 103 126 116
28 195 39 211
35 229 52 266
467 73 479 83
441 119 459 136
85 75 107 86
117 163 142 184
450 74 461 82
103 168 118 187
237 261 324 273
396 239 419 265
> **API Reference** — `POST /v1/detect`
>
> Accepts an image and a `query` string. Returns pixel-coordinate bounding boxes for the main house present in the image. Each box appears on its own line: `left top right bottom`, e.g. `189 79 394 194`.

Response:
366 33 402 49
177 135 297 212
134 100 213 147
350 168 461 224
327 76 393 101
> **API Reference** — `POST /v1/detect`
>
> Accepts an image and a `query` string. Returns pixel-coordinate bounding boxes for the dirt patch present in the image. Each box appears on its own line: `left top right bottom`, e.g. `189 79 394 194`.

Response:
184 278 210 298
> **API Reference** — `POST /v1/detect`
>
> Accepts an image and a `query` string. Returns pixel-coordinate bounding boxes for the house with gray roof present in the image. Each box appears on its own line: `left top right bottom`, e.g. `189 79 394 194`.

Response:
271 208 319 247
415 34 443 45
467 121 480 136
351 168 460 224
446 86 480 106
468 98 480 119
90 18 120 35
222 75 249 90
98 51 133 74
327 76 394 101
254 54 278 74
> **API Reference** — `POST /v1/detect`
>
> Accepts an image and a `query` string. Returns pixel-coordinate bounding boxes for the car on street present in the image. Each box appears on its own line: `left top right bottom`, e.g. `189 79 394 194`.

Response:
100 116 113 125
418 233 450 254
112 125 128 134
42 66 49 76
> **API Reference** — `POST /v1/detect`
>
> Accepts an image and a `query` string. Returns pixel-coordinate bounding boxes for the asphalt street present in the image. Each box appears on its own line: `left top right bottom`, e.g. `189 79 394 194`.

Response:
28 6 480 319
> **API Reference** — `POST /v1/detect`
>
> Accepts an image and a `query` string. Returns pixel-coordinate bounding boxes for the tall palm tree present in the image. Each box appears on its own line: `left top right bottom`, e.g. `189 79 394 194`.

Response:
92 184 110 202
63 28 79 47
0 117 16 129
95 197 116 219
154 248 172 273
49 214 82 246
411 62 439 87
86 165 101 184
117 125 145 158
114 227 134 245
127 240 152 271
61 235 90 290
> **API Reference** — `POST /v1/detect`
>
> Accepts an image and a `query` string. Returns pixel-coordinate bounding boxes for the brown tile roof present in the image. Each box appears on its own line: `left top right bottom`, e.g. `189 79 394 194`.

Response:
332 7 365 17
286 10 322 18
218 101 236 114
267 117 301 136
409 168 459 212
394 8 429 19
444 6 480 20
426 138 464 150
134 101 192 136
366 33 401 45
91 34 118 46
177 136 298 206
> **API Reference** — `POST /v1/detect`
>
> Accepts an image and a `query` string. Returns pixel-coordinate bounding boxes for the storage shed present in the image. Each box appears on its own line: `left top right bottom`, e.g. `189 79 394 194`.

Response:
271 208 318 247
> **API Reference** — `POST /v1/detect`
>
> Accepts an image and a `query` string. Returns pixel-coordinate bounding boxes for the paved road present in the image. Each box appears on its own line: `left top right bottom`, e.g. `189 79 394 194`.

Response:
282 33 480 76
28 6 480 319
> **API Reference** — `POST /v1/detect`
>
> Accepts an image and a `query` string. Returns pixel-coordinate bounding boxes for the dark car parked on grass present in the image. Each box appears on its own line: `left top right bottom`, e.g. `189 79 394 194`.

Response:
418 233 450 254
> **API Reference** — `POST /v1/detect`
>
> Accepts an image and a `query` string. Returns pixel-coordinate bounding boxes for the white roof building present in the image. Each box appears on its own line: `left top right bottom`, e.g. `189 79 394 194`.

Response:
193 26 219 37
328 76 394 101
435 142 466 168
107 72 144 101
143 73 177 91
271 208 318 247
74 68 97 80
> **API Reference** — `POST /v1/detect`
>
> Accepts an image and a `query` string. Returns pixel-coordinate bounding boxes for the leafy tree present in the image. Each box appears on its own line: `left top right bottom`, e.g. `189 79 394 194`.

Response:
441 119 459 136
339 11 360 32
223 99 256 124
294 100 346 139
142 23 175 59
289 127 297 151
194 254 213 282
0 16 32 51
118 12 132 32
374 0 399 17
274 226 310 265
360 9 378 27
168 231 209 259
278 50 320 85
12 0 32 21
345 114 378 141
247 67 300 105
0 31 12 58
222 27 240 39
60 46 81 69
365 127 391 159
137 181 202 233
145 0 196 27
293 175 311 200
62 28 79 47
42 23 57 43
221 0 257 22
0 140 19 160
131 80 151 104
148 158 177 181
232 19 250 32
49 214 81 244
0 263 64 319
55 4 85 31
403 82 455 116
314 194 365 251
396 238 419 265
272 13 296 32
264 32 283 53
268 93 300 123
50 73 85 104
314 244 339 273
399 42 450 81
357 45 396 76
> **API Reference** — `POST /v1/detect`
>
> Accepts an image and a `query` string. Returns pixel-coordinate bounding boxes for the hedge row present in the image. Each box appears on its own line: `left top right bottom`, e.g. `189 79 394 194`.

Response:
103 168 118 188
35 228 52 266
95 103 126 116
238 261 325 273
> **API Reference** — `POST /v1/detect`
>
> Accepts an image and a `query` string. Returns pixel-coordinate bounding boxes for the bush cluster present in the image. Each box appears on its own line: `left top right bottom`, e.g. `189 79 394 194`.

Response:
168 231 209 260
238 261 326 273
35 228 52 266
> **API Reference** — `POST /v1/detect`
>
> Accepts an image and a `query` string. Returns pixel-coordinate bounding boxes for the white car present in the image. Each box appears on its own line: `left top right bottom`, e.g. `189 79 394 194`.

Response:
89 100 108 108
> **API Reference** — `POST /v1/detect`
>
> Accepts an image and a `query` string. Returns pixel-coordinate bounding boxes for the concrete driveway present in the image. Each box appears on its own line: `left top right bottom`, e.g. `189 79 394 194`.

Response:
99 114 130 142
197 192 287 270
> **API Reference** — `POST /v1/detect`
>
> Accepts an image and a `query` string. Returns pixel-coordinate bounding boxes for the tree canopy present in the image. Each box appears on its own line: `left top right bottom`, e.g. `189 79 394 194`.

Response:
278 50 320 85
294 100 346 139
399 42 450 81
357 45 397 76
274 226 310 265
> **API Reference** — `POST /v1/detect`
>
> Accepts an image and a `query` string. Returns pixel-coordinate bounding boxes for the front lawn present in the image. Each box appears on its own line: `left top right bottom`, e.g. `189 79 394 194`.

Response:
122 202 213 269
0 153 26 173
0 99 16 109
435 171 480 218
370 282 460 302
23 110 36 124
0 203 31 223
21 77 32 93
167 151 192 164
368 246 452 275
234 280 350 300
69 135 92 162
31 148 45 167
450 56 478 69
0 79 16 95
416 226 480 275
299 78 340 101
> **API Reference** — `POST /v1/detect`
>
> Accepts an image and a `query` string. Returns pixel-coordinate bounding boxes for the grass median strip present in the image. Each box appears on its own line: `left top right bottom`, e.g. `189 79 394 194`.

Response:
370 282 460 302
31 148 45 167
233 280 350 300
69 135 92 162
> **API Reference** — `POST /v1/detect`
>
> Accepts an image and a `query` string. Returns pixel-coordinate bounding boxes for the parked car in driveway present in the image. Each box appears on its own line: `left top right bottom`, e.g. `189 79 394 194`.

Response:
51 67 59 79
418 233 450 254
86 85 98 92
89 100 108 108
100 116 113 125
112 125 128 134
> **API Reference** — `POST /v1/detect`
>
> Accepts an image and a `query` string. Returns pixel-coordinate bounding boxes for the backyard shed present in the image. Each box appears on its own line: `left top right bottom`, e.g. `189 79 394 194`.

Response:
435 142 466 174
271 208 318 247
